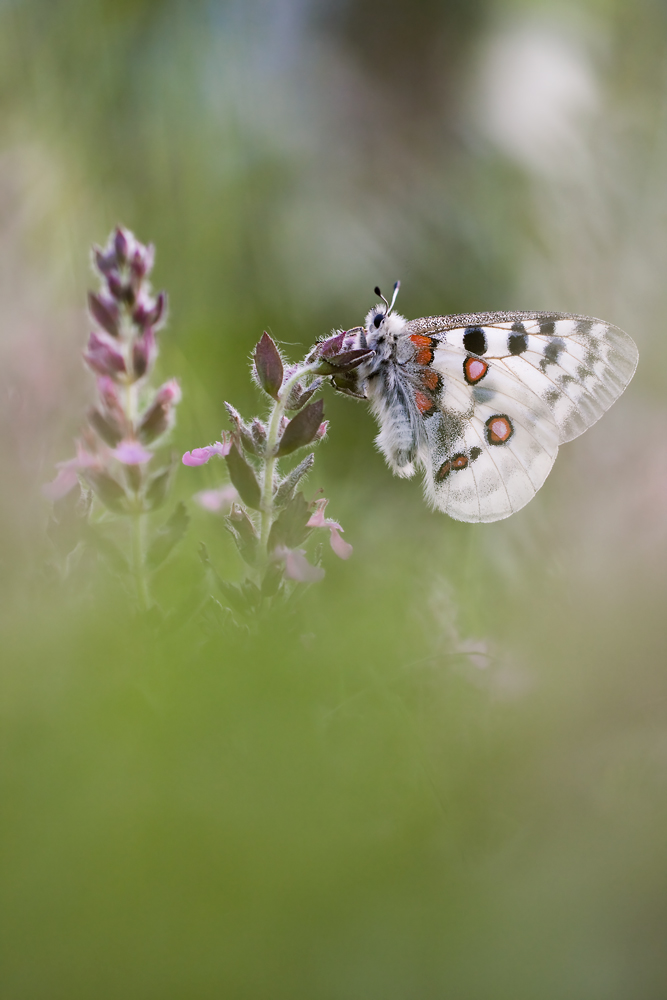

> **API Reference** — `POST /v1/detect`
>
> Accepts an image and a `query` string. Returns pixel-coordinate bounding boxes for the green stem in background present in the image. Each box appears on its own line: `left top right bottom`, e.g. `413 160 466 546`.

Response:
259 362 317 553
131 512 150 611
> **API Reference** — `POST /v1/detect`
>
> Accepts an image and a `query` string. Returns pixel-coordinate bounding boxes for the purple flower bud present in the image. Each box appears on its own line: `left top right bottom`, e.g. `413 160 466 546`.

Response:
84 331 126 378
106 271 129 302
112 440 154 465
285 378 323 411
182 439 232 466
96 378 127 432
318 331 346 357
88 292 120 337
132 290 166 330
274 545 325 583
315 421 328 443
253 332 284 400
92 245 118 276
251 418 267 453
138 380 181 444
114 226 130 262
315 348 374 375
129 243 155 283
132 328 157 379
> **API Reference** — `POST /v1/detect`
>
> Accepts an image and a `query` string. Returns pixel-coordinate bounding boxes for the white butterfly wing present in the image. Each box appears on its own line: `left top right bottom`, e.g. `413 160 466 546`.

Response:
403 311 637 523
409 312 638 445
421 343 559 522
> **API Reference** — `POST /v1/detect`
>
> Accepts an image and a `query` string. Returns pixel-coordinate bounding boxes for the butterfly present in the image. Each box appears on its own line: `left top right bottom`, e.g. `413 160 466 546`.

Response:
333 283 638 523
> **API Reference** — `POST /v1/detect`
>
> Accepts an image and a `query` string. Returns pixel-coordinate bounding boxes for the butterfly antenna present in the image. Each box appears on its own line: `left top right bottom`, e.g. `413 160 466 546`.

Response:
387 280 401 315
374 285 390 311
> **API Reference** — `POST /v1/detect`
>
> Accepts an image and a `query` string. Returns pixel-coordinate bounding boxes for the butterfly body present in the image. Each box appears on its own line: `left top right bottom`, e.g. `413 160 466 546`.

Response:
337 299 638 523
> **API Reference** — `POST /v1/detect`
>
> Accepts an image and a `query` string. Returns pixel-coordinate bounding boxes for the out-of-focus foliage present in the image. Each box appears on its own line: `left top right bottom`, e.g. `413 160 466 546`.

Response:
1 1 666 997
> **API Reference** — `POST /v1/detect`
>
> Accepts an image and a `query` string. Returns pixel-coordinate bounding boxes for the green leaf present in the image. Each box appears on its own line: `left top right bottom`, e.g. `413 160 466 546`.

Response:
224 444 261 510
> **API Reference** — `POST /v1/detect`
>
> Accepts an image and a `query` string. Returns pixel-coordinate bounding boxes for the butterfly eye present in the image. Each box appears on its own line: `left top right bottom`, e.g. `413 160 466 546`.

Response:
373 313 384 329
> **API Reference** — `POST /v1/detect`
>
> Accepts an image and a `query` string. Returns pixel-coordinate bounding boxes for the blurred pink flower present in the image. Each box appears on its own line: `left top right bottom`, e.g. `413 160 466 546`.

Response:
275 545 325 583
194 484 239 513
42 446 99 500
112 440 153 465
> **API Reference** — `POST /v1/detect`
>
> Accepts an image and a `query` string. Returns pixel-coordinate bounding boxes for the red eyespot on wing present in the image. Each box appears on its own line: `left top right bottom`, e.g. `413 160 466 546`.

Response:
463 356 488 384
410 334 434 366
415 390 435 415
436 453 469 481
485 414 514 445
421 370 440 391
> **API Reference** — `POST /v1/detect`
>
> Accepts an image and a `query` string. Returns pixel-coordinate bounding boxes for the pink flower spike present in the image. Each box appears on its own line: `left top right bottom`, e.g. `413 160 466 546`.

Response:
194 484 239 513
329 527 353 560
182 440 232 466
113 440 153 465
278 546 325 583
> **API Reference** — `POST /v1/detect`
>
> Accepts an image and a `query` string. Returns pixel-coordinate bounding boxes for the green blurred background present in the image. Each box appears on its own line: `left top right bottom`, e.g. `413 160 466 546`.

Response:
1 0 667 996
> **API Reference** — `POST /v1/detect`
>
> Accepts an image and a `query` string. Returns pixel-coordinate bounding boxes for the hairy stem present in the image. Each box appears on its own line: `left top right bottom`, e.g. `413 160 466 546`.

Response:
259 363 317 553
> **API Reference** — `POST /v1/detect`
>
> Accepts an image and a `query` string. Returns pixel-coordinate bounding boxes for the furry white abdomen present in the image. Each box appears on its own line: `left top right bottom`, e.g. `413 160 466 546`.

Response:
365 367 423 479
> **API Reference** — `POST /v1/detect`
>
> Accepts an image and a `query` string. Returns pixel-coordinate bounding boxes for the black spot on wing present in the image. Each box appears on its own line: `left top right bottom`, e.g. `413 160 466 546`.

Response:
463 326 487 355
540 320 556 336
540 337 565 371
508 333 528 355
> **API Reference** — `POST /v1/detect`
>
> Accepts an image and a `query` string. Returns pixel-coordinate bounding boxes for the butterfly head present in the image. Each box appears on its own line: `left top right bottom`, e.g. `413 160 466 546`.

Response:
364 281 406 353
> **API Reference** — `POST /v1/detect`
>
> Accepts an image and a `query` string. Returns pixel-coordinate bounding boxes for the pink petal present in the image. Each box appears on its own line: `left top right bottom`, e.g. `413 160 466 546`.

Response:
42 464 80 501
329 527 353 560
112 440 153 465
306 497 330 528
280 547 325 583
182 441 231 466
194 485 239 513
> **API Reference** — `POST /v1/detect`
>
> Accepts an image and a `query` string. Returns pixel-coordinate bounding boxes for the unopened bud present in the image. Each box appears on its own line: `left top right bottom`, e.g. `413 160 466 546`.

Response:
92 245 117 276
88 292 120 337
88 407 123 447
137 379 181 444
114 226 130 263
84 331 126 378
132 328 157 379
318 331 345 357
253 332 284 400
133 290 166 330
129 243 155 283
107 272 134 305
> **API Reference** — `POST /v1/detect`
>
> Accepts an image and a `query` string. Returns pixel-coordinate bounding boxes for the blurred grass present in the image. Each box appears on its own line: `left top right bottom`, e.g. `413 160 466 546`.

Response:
1 0 667 996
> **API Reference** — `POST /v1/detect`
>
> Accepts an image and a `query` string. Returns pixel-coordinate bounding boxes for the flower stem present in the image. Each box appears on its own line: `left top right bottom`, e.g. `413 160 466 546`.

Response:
131 512 150 611
259 363 317 553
